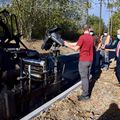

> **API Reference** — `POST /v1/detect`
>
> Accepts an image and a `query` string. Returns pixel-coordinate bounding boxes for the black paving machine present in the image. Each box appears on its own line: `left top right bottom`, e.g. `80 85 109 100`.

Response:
19 26 64 93
0 10 79 119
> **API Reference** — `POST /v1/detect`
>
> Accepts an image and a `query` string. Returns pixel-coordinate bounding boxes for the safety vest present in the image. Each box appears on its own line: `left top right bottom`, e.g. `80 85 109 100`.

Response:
100 35 111 51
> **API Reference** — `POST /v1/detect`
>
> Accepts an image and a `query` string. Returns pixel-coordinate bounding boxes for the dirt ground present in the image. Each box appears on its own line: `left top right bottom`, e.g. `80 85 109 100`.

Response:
32 60 120 120
24 40 120 120
21 39 74 54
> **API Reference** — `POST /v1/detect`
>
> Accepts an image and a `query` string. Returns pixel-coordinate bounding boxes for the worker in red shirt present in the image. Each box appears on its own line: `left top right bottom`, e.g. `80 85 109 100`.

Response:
64 25 94 101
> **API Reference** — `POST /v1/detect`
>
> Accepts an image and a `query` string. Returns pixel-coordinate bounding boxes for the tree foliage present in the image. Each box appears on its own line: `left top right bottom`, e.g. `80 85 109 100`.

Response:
108 0 120 9
106 0 120 36
110 10 120 36
5 0 87 40
87 15 105 35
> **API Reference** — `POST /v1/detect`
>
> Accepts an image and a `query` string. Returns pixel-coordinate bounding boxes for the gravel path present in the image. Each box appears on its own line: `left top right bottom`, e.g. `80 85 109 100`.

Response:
32 59 120 120
23 40 120 120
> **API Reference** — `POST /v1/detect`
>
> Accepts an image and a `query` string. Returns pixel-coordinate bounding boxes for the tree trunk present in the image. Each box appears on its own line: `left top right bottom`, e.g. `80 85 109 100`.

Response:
26 26 32 41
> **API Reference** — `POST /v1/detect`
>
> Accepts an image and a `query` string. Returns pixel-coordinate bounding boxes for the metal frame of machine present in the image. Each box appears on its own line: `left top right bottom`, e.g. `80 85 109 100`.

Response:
0 9 68 119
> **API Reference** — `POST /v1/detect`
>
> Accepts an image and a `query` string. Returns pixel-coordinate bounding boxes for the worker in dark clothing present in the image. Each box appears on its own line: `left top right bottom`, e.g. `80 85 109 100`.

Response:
89 28 100 76
102 29 120 83
97 31 112 70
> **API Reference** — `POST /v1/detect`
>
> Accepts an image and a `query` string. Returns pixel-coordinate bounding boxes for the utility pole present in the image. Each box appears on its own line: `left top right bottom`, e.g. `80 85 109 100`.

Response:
110 9 113 36
99 0 102 36
108 0 110 35
84 0 89 24
108 0 113 35
48 0 52 27
86 0 89 19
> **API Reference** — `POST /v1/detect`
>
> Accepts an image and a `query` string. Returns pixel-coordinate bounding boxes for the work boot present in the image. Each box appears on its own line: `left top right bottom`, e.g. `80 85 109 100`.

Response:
77 95 90 101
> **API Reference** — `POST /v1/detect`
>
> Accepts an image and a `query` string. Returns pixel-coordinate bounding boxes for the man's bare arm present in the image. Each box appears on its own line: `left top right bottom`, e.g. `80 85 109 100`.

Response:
64 41 80 51
64 41 77 46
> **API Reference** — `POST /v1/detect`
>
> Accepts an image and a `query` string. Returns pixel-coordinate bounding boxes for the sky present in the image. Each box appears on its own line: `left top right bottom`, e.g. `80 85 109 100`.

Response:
89 0 111 26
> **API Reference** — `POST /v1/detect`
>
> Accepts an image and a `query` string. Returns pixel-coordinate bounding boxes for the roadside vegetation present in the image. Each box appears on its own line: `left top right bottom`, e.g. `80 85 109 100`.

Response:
0 0 120 40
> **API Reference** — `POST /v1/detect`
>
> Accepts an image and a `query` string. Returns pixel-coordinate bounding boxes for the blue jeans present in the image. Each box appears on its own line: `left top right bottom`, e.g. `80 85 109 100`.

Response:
100 50 109 69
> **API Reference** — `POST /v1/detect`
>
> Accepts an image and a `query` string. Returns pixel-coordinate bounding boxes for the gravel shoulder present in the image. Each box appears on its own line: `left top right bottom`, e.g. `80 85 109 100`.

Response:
32 60 120 120
23 40 120 120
